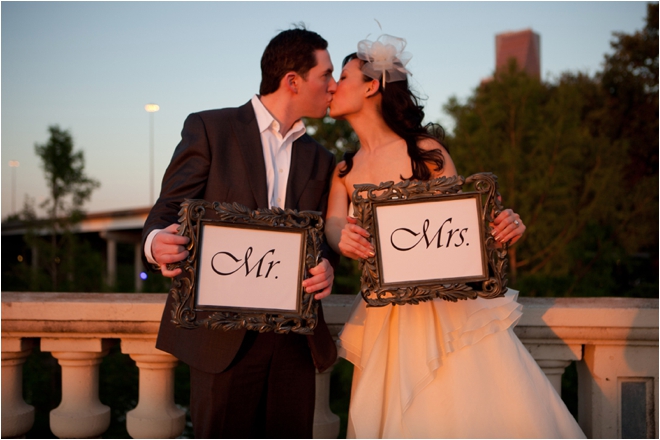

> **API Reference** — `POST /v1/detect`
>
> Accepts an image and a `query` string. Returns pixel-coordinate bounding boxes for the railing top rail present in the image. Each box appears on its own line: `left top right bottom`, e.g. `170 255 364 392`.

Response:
2 292 658 342
5 292 655 308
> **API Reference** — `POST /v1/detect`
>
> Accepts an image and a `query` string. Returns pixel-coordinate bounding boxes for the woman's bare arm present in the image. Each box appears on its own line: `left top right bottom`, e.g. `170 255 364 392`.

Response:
325 162 374 260
325 163 350 254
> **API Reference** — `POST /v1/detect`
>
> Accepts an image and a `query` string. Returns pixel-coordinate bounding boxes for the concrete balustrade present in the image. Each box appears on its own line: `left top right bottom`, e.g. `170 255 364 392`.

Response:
1 338 35 438
2 292 658 439
121 338 186 439
513 297 659 438
43 338 112 439
313 364 341 439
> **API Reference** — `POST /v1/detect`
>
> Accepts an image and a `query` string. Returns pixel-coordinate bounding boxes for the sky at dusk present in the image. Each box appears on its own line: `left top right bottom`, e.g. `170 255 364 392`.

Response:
1 1 650 219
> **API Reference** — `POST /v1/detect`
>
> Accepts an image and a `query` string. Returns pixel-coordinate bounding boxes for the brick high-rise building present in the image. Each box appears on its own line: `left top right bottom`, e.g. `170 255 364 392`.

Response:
495 29 541 79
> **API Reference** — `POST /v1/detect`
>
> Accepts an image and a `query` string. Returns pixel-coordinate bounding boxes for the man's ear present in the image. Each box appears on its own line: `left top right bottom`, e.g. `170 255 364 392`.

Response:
365 78 381 98
283 72 299 94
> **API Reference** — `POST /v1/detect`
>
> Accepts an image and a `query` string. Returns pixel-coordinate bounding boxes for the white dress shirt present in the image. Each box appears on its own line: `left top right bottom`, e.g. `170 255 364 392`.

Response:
145 95 306 265
250 94 306 209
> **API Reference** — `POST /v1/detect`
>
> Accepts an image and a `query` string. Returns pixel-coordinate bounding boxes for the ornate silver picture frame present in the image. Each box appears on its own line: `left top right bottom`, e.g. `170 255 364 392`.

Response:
167 199 324 334
352 173 509 307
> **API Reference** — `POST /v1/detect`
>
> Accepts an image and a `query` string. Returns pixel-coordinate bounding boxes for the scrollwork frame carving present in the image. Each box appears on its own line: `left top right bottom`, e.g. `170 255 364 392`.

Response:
352 172 509 307
167 199 324 334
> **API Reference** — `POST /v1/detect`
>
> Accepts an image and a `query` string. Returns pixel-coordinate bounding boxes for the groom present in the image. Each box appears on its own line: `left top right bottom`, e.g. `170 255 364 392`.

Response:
141 27 338 438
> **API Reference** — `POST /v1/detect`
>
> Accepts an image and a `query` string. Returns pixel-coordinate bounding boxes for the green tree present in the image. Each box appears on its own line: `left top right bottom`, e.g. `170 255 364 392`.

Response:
444 5 658 297
445 64 627 291
597 3 659 257
600 2 658 184
28 125 101 291
304 116 359 162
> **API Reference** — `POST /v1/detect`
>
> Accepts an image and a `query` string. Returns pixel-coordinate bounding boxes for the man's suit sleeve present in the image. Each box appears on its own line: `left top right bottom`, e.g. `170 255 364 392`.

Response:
141 113 212 268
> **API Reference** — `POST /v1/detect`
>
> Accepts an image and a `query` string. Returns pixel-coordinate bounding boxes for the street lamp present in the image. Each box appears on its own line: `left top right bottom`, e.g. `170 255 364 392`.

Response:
9 160 19 215
145 103 160 205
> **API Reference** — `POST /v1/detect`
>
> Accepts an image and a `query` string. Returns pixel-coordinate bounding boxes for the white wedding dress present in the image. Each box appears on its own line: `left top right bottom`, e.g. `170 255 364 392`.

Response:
338 289 586 438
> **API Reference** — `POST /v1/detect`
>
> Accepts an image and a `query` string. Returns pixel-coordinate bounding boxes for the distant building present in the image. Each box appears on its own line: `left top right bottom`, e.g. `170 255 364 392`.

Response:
495 28 541 79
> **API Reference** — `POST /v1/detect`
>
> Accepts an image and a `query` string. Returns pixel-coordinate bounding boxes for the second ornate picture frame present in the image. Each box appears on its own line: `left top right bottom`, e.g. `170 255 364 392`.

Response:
352 172 509 307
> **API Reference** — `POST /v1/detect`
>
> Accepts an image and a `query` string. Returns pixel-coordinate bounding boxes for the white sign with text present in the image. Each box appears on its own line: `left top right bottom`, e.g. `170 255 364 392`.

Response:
375 195 487 285
195 224 303 312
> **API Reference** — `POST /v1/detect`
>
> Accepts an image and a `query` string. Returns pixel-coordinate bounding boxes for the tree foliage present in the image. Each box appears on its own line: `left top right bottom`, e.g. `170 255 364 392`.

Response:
601 2 658 183
22 125 101 291
35 125 100 221
444 5 658 297
597 3 659 260
304 116 359 163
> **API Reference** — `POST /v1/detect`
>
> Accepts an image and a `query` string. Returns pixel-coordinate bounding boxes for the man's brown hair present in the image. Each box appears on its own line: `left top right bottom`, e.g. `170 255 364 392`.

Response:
259 26 328 96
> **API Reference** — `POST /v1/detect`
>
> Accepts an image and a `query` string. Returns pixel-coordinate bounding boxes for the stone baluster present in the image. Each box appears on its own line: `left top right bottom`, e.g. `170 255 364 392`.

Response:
535 359 574 393
313 364 340 439
522 342 582 395
1 337 35 439
121 338 185 439
41 338 111 439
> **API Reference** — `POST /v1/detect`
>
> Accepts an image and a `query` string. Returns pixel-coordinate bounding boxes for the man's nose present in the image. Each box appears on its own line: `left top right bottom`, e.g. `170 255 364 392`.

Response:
328 77 338 93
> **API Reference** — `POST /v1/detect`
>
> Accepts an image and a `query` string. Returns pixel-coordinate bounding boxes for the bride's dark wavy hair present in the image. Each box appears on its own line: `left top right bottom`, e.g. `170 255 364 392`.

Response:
338 53 447 181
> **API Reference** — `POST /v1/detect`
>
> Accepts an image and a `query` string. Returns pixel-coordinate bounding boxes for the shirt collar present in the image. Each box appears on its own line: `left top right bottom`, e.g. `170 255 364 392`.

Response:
251 95 306 140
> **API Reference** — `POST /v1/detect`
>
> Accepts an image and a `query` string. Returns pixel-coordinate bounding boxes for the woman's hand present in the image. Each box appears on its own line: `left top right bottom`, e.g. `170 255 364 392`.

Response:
339 216 375 260
491 209 526 245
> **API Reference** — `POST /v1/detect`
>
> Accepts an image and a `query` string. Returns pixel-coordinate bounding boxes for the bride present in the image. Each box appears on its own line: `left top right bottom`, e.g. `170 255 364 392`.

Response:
324 34 586 438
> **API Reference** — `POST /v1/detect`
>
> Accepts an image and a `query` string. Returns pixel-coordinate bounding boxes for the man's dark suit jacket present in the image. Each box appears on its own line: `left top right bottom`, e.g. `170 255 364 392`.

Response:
142 101 338 374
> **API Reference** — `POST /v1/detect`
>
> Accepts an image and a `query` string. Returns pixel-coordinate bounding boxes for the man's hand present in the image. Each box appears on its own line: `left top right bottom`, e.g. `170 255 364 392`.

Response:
303 258 334 300
152 223 190 277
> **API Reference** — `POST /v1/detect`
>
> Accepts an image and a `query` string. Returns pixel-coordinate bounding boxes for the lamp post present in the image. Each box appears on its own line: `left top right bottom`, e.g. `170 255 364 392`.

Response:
144 104 160 205
9 160 19 215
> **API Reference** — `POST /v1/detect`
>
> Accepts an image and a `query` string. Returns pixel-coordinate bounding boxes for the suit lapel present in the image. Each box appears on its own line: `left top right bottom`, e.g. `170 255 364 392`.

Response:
234 102 269 208
285 135 317 210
